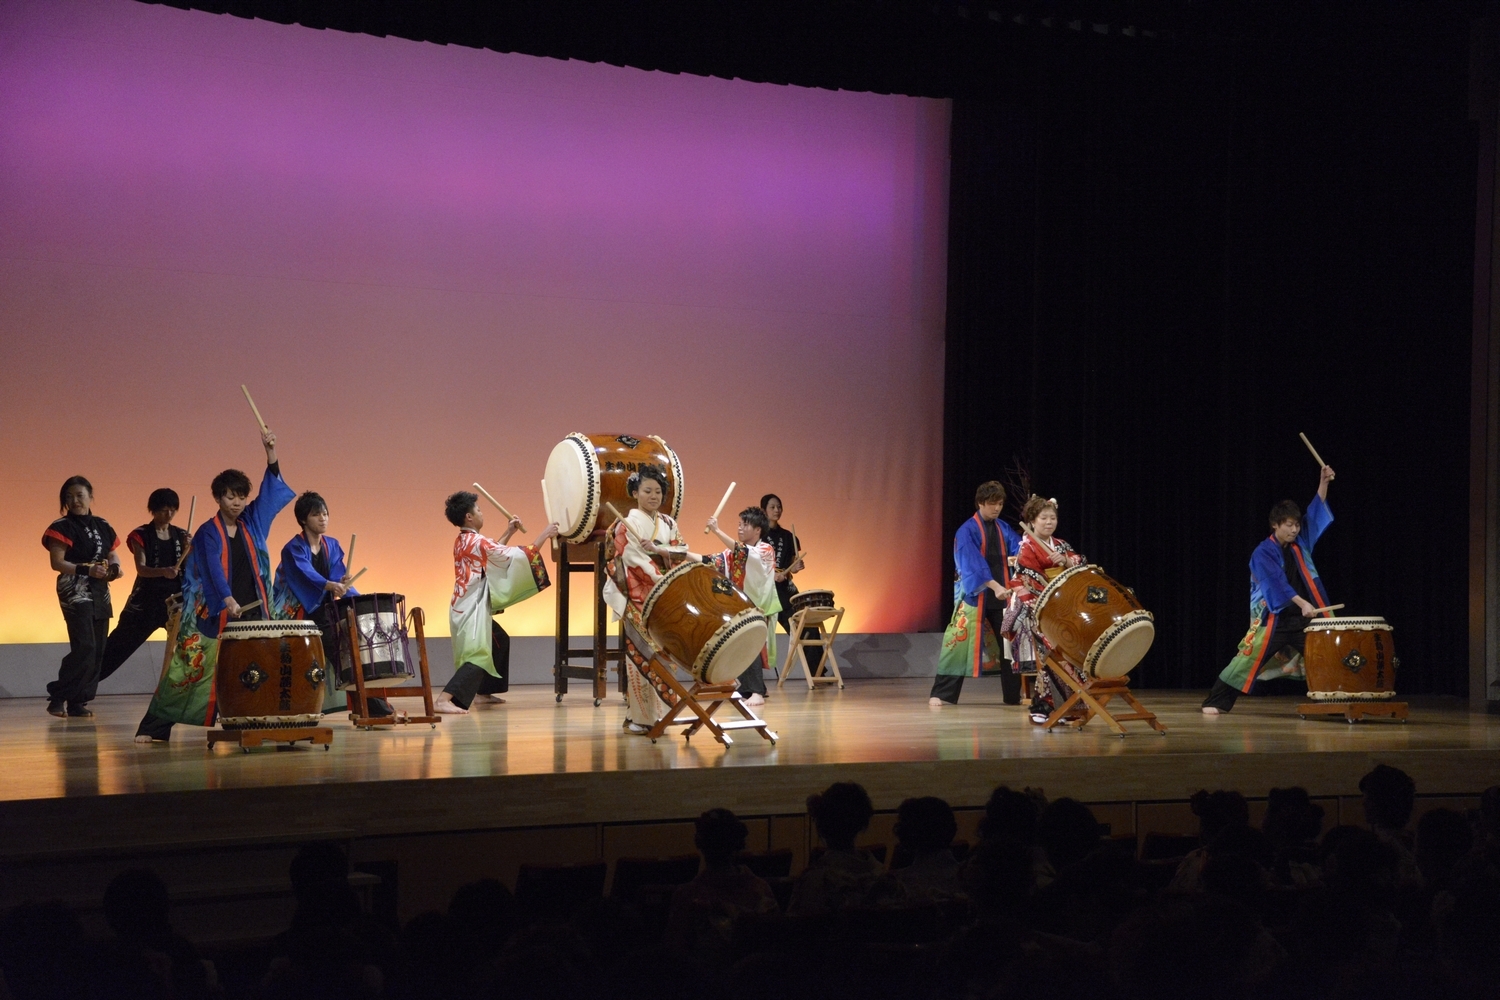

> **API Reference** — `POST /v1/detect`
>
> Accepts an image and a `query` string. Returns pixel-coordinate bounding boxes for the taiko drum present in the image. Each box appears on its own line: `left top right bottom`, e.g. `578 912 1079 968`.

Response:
215 619 329 729
641 562 768 683
1302 617 1399 701
543 433 685 544
1033 564 1155 679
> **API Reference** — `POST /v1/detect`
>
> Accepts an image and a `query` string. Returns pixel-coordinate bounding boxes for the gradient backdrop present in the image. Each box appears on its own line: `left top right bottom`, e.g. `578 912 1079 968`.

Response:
0 0 949 643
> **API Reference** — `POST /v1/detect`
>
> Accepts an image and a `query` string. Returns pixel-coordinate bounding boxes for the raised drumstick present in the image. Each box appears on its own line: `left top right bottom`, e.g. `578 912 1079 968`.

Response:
703 481 736 534
240 384 269 434
345 533 356 574
173 496 197 571
1299 432 1327 469
473 482 526 533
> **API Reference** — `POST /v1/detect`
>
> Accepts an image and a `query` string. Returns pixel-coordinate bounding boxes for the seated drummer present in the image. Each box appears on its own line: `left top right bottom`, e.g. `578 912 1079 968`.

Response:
1202 464 1336 715
1007 496 1084 724
273 492 391 718
930 481 1021 707
705 506 782 708
437 491 556 715
137 427 294 743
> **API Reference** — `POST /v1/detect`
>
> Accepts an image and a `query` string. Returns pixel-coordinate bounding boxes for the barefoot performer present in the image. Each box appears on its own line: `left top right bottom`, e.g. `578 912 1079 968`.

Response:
1202 462 1337 715
435 491 556 715
137 409 293 742
930 481 1021 707
42 477 123 718
705 506 782 708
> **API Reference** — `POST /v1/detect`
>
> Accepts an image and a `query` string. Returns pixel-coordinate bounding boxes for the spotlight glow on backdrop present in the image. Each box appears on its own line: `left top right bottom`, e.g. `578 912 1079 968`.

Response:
0 0 950 643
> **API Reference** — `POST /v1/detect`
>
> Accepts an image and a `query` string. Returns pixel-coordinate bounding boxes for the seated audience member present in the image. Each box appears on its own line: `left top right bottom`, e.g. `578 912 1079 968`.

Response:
1035 797 1102 875
1359 763 1422 888
102 868 216 1000
1169 789 1250 893
663 808 777 961
788 782 904 916
1261 786 1326 886
891 796 965 902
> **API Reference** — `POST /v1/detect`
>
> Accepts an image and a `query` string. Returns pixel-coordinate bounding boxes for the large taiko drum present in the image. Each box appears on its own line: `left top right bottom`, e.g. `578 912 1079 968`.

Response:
1303 617 1398 701
1033 564 1155 679
641 562 768 683
333 592 414 689
544 433 685 544
215 619 328 729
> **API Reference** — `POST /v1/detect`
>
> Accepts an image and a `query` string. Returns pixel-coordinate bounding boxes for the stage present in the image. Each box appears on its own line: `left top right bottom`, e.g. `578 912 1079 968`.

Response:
0 678 1491 929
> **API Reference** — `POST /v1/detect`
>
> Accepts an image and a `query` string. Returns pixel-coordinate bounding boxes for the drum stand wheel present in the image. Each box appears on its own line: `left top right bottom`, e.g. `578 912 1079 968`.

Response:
207 726 333 752
344 605 443 730
1040 656 1166 737
643 657 778 748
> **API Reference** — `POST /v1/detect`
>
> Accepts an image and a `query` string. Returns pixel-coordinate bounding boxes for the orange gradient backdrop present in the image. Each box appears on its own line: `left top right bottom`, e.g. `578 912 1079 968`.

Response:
0 0 949 643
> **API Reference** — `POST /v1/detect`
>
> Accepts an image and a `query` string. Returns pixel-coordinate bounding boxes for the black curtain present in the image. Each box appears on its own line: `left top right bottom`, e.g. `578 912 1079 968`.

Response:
943 23 1477 695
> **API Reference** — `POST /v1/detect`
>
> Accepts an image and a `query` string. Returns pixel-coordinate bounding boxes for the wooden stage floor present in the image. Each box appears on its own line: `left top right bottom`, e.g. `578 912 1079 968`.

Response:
0 679 1493 857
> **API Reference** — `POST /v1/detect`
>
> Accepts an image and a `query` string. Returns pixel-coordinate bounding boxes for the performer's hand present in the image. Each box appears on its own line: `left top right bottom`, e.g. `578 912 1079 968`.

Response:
162 566 178 580
1320 465 1335 488
705 516 718 533
224 597 243 618
1292 596 1317 617
261 428 278 465
1050 550 1069 567
987 580 1007 598
87 562 109 579
328 582 349 599
533 523 559 547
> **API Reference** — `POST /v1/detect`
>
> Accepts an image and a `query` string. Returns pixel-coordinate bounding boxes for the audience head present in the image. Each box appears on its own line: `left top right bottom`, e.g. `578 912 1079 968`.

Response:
893 796 957 856
1416 807 1474 886
695 807 750 867
1321 825 1400 902
1262 786 1325 848
102 868 171 941
978 785 1041 846
1189 789 1250 845
807 781 874 852
1036 797 1100 871
1359 763 1416 832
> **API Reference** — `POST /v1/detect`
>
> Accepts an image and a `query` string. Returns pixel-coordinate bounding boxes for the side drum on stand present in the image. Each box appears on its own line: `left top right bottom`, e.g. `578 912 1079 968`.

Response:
1034 565 1155 679
641 562 768 684
333 592 415 689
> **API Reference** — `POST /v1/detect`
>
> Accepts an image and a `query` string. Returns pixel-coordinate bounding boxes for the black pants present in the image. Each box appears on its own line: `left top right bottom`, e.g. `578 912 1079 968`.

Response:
1201 611 1309 712
51 607 108 709
737 653 769 697
927 598 1020 705
99 593 170 684
443 623 510 709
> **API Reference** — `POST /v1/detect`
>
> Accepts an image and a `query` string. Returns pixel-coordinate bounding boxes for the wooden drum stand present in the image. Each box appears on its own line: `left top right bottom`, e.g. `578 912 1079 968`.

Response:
1040 655 1166 737
552 537 628 705
642 655 778 748
343 605 441 730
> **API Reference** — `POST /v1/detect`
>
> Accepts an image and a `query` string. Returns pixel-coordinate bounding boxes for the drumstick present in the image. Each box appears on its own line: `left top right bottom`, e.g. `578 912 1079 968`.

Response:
604 502 639 542
173 496 197 571
347 567 367 586
703 481 736 534
240 384 269 434
540 479 554 524
1307 603 1344 616
344 533 356 575
473 482 526 533
235 599 262 615
1299 432 1327 469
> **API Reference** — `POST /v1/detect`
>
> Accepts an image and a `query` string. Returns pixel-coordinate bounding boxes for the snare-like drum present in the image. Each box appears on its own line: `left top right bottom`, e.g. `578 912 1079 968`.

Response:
788 589 835 615
641 562 768 683
1303 617 1398 701
1033 565 1155 679
544 433 685 544
333 592 413 689
215 619 328 729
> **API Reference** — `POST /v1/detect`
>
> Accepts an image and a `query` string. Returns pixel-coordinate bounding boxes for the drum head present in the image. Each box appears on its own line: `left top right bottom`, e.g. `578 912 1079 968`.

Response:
1088 616 1154 678
220 619 320 639
545 435 597 542
700 612 769 684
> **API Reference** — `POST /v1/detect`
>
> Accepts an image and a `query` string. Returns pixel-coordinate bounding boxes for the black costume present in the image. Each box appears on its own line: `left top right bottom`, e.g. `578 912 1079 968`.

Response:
42 514 119 712
98 522 190 685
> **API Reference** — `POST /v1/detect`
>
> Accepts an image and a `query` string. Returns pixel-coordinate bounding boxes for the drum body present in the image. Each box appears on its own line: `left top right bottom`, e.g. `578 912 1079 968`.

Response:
1303 617 1398 700
334 592 412 689
1034 565 1155 679
215 620 328 729
788 589 835 615
544 433 685 544
641 562 768 683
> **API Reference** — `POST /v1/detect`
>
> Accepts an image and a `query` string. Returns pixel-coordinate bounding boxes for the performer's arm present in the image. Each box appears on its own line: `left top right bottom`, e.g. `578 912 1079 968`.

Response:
704 516 736 550
128 534 176 580
1252 545 1314 616
1316 464 1334 502
48 541 107 578
954 522 1003 598
498 516 522 545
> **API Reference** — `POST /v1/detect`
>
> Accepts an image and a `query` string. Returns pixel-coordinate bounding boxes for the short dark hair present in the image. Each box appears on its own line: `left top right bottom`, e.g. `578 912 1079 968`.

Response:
58 476 93 512
445 491 478 527
895 796 958 855
1190 789 1251 844
808 781 874 851
759 493 782 511
294 492 327 527
1360 763 1416 830
626 464 670 497
146 488 179 512
1021 495 1057 523
211 469 251 500
1269 499 1302 527
738 506 769 534
975 481 1006 507
694 808 749 864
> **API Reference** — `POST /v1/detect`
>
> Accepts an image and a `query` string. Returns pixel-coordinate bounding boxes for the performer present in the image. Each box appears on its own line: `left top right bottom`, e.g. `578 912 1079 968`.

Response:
137 428 292 743
1203 465 1336 715
930 481 1021 707
436 491 555 715
705 506 782 707
1006 495 1085 724
42 476 123 718
761 493 818 674
97 490 190 688
603 465 706 734
272 492 391 716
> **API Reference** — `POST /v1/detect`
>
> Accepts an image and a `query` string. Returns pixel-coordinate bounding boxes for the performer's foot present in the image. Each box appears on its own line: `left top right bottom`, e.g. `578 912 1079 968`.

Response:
745 693 765 708
434 694 468 715
1029 711 1051 725
133 734 163 744
474 693 505 705
66 706 94 718
46 699 66 718
1201 706 1223 715
624 722 650 735
928 697 944 707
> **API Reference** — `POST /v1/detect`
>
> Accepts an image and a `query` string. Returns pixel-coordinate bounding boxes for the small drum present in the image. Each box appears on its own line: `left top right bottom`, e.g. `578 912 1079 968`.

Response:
1303 617 1398 701
1034 564 1155 679
333 592 413 689
215 619 328 729
641 562 768 683
788 589 835 615
544 433 685 544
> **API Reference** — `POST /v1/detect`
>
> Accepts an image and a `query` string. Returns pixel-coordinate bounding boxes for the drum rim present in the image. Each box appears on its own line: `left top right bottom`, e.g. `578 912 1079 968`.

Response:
1304 617 1391 631
220 619 321 636
641 559 701 622
694 607 768 679
648 434 685 520
1033 563 1094 620
1084 612 1155 676
218 713 323 729
558 432 601 544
